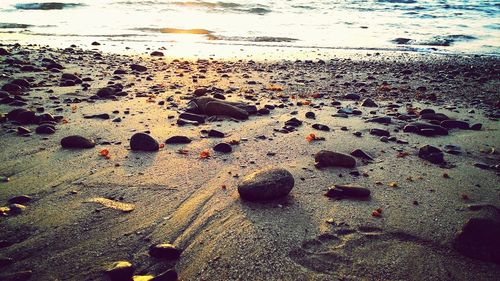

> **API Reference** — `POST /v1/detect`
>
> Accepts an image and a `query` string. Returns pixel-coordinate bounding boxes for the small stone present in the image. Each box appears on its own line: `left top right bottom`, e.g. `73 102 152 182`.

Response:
213 143 232 153
420 113 450 122
369 128 390 137
165 136 191 144
344 93 361 100
207 129 225 138
193 88 208 96
149 244 181 259
205 101 249 120
8 204 26 215
305 112 316 119
17 126 31 135
106 261 135 281
130 133 159 151
150 51 164 56
441 120 469 130
8 195 32 204
35 124 55 134
61 135 95 149
366 116 391 124
325 185 371 198
470 123 482 131
350 149 373 161
419 109 435 115
312 124 330 131
315 150 356 168
96 87 115 98
130 64 147 72
361 98 378 107
418 145 444 164
453 218 500 264
237 168 294 201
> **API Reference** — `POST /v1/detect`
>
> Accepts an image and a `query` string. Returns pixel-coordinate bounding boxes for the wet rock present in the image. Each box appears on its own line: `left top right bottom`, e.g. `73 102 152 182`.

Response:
312 124 330 131
420 113 450 122
35 124 55 134
361 98 378 107
441 120 469 129
150 51 164 56
179 112 205 123
325 185 371 198
350 149 373 161
344 93 361 100
17 126 31 135
453 218 500 264
96 87 115 98
106 261 135 281
315 150 356 168
369 128 390 137
151 269 178 281
237 168 294 201
165 136 191 144
8 204 26 215
305 111 316 119
403 122 448 136
470 123 482 131
61 135 95 149
443 144 461 155
130 64 147 72
366 116 391 124
205 101 249 120
207 129 224 138
213 143 232 153
418 145 444 164
8 195 32 205
193 88 208 96
149 244 181 259
130 133 159 151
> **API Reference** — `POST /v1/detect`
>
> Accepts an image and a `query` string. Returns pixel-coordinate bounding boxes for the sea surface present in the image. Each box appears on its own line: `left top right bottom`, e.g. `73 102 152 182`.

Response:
0 0 499 58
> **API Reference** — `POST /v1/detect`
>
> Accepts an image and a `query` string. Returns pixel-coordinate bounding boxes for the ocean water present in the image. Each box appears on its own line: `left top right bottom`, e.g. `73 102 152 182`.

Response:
0 0 499 58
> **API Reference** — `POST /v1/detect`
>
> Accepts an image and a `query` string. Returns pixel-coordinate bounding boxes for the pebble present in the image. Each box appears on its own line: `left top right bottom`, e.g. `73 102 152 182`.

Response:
344 93 361 100
325 185 371 198
205 101 249 120
350 149 374 161
369 128 390 137
207 129 225 138
453 218 500 264
17 126 31 135
305 111 316 119
213 143 232 153
418 145 444 164
130 64 148 72
149 243 182 259
35 124 56 134
8 203 26 215
403 122 448 136
366 116 391 124
106 261 135 281
314 150 356 168
312 123 330 131
237 168 294 201
130 133 159 151
8 195 32 204
361 98 378 107
441 120 469 129
179 112 205 123
61 135 96 149
420 112 450 122
165 136 191 144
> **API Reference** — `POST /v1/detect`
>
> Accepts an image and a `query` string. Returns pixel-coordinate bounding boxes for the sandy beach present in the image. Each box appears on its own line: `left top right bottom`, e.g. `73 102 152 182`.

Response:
0 43 499 280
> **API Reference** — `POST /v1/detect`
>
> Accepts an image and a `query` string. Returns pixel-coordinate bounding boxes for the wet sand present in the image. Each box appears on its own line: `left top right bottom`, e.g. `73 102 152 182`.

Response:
0 44 499 280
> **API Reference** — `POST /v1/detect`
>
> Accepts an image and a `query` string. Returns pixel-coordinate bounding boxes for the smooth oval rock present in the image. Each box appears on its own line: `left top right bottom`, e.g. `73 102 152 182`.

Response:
315 150 356 168
325 185 371 198
61 135 95 149
205 101 249 120
106 261 135 281
130 133 159 151
149 244 181 259
237 168 294 201
369 128 390 137
8 195 32 205
165 136 191 144
418 145 444 164
213 143 232 153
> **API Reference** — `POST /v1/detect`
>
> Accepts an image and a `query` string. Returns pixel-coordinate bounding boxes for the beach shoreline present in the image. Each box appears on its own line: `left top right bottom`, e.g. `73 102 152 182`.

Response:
0 43 499 280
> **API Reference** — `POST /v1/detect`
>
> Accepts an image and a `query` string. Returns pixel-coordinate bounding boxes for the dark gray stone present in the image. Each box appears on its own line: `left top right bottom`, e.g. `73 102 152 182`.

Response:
238 168 294 201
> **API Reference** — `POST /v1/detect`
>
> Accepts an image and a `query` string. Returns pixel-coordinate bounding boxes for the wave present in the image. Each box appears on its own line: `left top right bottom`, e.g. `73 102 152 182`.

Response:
207 35 298 43
14 2 83 10
172 1 271 14
392 35 478 47
135 27 213 35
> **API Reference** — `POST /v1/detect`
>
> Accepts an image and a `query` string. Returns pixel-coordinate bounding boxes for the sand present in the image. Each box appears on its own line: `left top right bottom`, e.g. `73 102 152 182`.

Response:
0 44 499 280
